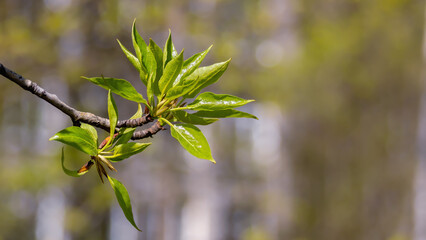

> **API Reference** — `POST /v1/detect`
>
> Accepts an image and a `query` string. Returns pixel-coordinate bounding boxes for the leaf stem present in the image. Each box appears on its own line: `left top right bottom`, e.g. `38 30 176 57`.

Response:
155 106 170 117
159 117 173 128
100 151 113 155
170 107 189 111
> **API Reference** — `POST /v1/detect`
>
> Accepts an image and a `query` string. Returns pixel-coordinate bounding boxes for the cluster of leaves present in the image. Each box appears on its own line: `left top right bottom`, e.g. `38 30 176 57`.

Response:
49 20 256 230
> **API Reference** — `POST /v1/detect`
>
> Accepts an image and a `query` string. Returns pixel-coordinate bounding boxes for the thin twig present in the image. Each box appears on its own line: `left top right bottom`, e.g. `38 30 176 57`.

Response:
0 63 160 139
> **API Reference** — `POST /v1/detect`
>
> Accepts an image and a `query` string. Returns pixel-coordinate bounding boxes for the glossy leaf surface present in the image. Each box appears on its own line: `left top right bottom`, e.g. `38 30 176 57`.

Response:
186 92 254 111
132 20 148 64
164 120 215 162
163 30 178 68
149 39 163 96
184 59 231 98
108 176 141 231
173 45 212 87
107 142 151 162
193 109 258 119
158 51 184 94
166 77 198 100
82 77 147 104
49 126 98 156
144 47 157 80
173 110 218 125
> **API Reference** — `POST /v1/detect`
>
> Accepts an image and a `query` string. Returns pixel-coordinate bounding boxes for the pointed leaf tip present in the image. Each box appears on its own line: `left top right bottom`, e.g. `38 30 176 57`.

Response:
162 119 215 162
108 176 141 231
50 126 98 156
83 76 147 104
193 109 258 120
186 92 254 111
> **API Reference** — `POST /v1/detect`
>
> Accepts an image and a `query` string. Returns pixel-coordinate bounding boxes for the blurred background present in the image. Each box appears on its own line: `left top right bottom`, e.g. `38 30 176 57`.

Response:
0 0 425 239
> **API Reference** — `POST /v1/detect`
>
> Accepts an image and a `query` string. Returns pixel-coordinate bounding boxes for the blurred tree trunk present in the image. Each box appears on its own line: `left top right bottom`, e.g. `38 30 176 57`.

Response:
413 3 426 240
288 0 425 239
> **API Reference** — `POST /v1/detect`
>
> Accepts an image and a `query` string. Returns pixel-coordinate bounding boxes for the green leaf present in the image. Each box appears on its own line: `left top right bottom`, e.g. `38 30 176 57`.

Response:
108 176 141 231
144 46 157 79
49 126 98 156
132 20 149 85
82 77 147 105
193 109 258 120
80 123 98 143
106 142 151 162
60 148 89 177
158 51 184 95
184 59 231 98
132 20 148 62
166 76 198 100
114 128 135 146
163 30 178 69
185 92 254 111
131 103 143 119
173 110 218 125
108 90 118 141
149 39 163 96
139 71 148 86
114 104 142 146
162 119 215 162
173 45 212 87
147 73 155 106
117 39 142 73
145 46 156 104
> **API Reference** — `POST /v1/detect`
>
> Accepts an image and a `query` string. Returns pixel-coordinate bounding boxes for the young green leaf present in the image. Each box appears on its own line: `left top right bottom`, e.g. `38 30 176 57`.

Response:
166 76 198 100
114 104 142 146
147 73 155 107
193 109 258 120
183 59 231 98
149 39 163 96
108 90 118 141
132 20 148 63
163 30 178 68
173 110 218 125
162 119 215 163
117 39 142 73
50 126 98 156
114 128 135 146
142 48 157 88
82 77 147 105
132 20 151 85
173 45 212 87
80 123 98 143
106 142 151 162
144 47 157 80
60 148 89 177
108 176 141 231
130 103 143 119
184 92 254 111
158 51 184 95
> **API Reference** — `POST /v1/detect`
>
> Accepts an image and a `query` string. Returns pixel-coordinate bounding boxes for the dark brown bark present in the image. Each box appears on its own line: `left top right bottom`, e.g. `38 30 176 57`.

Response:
0 63 163 140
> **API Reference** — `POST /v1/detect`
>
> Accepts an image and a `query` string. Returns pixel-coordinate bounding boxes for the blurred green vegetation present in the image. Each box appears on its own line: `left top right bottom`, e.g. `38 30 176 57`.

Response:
0 0 424 239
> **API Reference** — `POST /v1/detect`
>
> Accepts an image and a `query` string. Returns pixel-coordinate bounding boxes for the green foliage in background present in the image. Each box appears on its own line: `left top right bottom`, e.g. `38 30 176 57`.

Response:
49 20 256 230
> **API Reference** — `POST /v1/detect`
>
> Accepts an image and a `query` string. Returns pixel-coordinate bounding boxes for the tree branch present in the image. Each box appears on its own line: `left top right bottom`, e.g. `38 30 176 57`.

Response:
0 63 163 139
132 121 164 140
